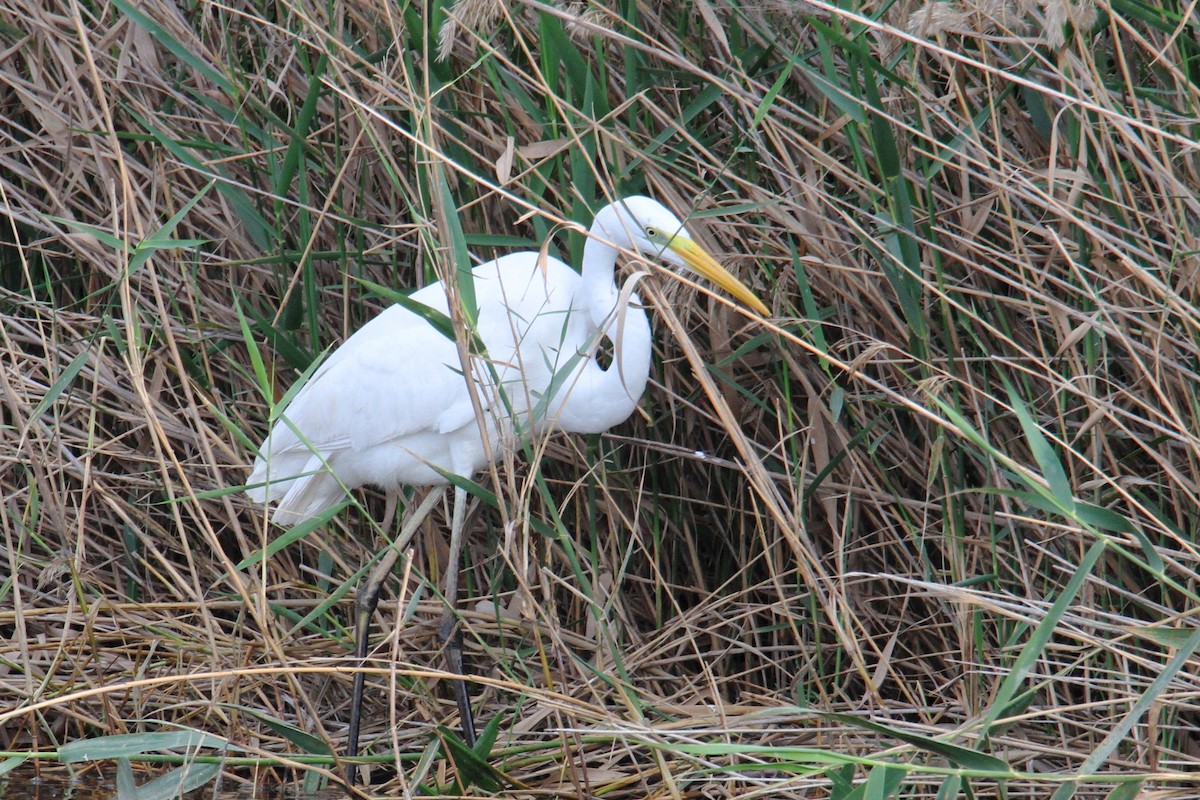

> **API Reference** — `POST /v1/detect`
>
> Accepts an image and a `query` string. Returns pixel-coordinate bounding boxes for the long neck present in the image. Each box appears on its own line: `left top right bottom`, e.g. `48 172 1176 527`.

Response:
581 235 622 328
552 235 653 434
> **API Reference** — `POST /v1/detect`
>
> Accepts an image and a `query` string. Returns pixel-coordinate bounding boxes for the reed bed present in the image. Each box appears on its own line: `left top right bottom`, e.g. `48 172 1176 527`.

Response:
2 0 1199 797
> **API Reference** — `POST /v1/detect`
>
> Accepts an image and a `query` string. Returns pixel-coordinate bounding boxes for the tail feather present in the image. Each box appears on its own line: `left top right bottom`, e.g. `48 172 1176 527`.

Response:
247 446 348 525
245 447 309 504
273 460 349 524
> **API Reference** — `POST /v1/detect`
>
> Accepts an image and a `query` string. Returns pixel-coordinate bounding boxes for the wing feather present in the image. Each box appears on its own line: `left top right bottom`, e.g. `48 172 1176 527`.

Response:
248 251 587 522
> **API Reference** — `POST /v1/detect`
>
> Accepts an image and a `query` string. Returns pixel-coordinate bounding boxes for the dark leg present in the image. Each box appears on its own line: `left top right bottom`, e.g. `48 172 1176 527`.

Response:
345 487 445 786
438 484 478 748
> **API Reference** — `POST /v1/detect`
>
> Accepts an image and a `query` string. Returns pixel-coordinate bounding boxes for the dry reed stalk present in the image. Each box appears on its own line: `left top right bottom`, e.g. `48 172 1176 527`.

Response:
0 0 1198 795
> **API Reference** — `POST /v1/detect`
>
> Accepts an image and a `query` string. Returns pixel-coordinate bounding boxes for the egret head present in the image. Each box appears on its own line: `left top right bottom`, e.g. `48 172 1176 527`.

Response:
597 196 769 316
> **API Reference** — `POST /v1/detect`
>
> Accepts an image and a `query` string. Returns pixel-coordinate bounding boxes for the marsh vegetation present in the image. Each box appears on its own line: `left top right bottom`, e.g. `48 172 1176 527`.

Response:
1 0 1198 797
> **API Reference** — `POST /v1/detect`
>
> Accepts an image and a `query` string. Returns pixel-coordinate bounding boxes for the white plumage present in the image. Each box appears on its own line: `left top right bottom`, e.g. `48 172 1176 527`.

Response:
246 196 766 520
244 196 766 773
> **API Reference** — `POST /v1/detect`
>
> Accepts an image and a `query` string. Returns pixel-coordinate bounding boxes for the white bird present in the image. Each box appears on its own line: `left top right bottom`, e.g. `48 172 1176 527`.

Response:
246 196 766 782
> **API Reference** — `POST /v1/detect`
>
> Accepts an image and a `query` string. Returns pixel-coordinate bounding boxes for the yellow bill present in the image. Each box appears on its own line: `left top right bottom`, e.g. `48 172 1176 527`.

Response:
668 237 770 317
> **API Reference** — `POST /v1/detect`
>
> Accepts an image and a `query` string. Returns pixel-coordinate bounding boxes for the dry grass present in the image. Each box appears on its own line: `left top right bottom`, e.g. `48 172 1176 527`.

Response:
2 0 1200 796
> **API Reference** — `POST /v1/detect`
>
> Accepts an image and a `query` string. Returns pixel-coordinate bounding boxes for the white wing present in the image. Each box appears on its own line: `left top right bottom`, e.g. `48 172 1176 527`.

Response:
247 252 588 524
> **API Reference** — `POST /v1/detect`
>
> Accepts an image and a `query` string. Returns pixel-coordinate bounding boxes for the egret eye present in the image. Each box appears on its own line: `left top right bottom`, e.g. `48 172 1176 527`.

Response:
644 226 660 240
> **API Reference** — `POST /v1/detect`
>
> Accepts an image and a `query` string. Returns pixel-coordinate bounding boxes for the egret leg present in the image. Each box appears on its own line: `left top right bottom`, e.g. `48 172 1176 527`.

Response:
437 484 478 748
345 487 445 786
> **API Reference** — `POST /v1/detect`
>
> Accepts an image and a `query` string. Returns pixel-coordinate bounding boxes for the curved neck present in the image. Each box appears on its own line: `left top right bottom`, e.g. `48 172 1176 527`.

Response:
581 235 621 329
552 237 652 434
554 302 652 434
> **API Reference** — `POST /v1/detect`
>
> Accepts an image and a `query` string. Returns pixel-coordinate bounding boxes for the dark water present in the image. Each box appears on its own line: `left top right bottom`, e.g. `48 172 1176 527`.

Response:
0 768 113 800
0 766 344 800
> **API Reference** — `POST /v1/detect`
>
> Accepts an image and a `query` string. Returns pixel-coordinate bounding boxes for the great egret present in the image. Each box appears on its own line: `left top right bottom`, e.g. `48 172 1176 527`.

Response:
246 195 766 782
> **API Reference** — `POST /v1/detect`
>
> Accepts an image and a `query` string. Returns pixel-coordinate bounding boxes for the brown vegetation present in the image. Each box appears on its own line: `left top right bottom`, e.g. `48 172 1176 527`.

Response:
1 0 1199 796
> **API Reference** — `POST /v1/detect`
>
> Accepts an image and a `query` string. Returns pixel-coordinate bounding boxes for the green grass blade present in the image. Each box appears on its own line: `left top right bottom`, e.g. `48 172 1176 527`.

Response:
1004 379 1074 510
979 539 1107 734
822 712 1009 772
24 347 90 428
60 730 233 761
